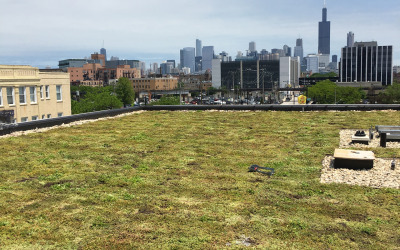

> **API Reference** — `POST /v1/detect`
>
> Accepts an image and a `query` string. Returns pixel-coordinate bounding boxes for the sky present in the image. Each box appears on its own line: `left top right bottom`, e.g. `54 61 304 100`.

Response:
0 0 399 69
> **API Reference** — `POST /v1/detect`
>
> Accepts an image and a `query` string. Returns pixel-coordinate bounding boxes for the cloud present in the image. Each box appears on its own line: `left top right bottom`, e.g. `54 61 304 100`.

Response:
0 0 399 67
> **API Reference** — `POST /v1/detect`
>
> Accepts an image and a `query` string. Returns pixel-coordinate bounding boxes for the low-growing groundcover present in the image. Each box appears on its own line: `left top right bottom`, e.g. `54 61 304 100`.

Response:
0 111 399 249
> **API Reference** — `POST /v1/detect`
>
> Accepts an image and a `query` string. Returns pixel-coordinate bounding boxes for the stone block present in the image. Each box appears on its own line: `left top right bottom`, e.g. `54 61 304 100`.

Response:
334 149 375 170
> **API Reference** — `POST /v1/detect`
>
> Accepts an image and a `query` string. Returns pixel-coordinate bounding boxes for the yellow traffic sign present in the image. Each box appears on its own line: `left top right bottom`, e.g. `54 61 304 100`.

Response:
298 95 307 104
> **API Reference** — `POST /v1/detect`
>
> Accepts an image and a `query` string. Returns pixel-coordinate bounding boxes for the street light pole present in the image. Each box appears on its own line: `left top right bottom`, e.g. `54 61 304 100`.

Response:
335 80 337 104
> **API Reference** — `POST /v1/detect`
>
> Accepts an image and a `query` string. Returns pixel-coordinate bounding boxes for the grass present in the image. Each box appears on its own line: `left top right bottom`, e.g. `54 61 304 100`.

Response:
0 110 399 249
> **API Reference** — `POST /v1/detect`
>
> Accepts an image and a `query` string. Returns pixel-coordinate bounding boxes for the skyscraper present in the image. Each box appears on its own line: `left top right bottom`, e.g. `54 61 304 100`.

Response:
294 38 303 63
180 47 195 73
347 32 354 47
318 3 331 55
283 45 291 57
196 39 202 57
249 41 256 53
202 46 214 71
100 48 107 62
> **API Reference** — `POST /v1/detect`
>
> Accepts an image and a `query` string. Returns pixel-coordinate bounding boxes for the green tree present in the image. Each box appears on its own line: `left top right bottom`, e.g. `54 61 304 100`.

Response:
115 77 135 107
149 95 180 105
307 80 365 104
207 87 219 96
307 80 336 103
377 83 400 104
336 86 365 104
71 85 123 114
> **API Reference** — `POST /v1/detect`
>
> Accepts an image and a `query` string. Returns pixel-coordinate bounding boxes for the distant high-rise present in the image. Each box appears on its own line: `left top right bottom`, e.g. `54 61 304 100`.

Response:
283 45 291 57
296 38 303 47
167 60 176 68
152 63 159 74
340 41 393 85
318 3 331 55
202 46 214 71
160 62 174 75
305 54 319 73
196 39 202 57
249 41 256 53
294 38 304 64
347 32 354 47
100 48 107 61
180 47 195 73
332 55 337 63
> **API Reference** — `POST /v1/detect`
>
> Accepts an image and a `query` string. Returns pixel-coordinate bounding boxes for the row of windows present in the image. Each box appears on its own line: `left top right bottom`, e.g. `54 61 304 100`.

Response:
133 85 150 89
19 113 63 123
0 85 62 106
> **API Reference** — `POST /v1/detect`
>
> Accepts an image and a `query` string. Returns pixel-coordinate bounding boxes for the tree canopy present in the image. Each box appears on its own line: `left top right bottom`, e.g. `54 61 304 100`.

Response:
206 87 219 96
149 95 180 105
71 85 123 114
307 80 365 104
377 83 400 104
115 77 135 107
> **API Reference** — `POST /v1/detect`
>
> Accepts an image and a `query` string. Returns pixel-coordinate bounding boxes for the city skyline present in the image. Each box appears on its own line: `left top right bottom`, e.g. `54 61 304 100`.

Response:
0 0 399 68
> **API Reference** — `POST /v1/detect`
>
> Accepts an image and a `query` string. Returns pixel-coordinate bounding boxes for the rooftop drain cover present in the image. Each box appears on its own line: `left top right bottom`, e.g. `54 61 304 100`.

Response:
334 149 375 170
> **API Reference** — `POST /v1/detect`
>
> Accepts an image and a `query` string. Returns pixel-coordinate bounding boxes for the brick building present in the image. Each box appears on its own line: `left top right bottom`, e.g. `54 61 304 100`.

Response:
130 78 178 92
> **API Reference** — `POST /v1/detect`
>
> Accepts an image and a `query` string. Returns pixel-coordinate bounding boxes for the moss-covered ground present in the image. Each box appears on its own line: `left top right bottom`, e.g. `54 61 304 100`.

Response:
0 111 399 249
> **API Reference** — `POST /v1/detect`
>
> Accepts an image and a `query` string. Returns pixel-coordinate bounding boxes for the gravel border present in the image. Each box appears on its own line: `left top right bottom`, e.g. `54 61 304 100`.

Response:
339 129 400 148
321 156 400 189
321 129 400 189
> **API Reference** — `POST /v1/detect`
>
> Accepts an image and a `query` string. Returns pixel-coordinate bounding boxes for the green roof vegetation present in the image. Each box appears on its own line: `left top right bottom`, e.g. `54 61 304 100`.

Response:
0 111 399 248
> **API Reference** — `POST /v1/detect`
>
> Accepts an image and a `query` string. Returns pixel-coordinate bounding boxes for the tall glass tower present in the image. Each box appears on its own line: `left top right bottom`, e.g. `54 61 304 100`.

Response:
318 2 330 55
196 39 202 57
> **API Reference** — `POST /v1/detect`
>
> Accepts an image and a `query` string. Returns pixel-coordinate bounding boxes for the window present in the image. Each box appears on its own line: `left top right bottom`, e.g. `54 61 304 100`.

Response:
32 116 38 121
0 87 2 106
19 87 26 104
40 86 44 99
56 85 62 101
45 85 50 99
57 112 63 117
30 86 37 103
47 114 51 119
21 117 28 122
41 114 45 119
7 87 14 105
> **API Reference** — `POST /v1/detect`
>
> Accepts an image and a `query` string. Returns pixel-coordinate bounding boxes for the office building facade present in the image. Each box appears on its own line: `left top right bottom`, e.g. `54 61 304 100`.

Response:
202 46 214 72
279 57 300 88
339 42 393 85
196 39 202 57
0 65 71 123
305 55 319 74
347 32 354 47
180 47 195 73
212 60 279 90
